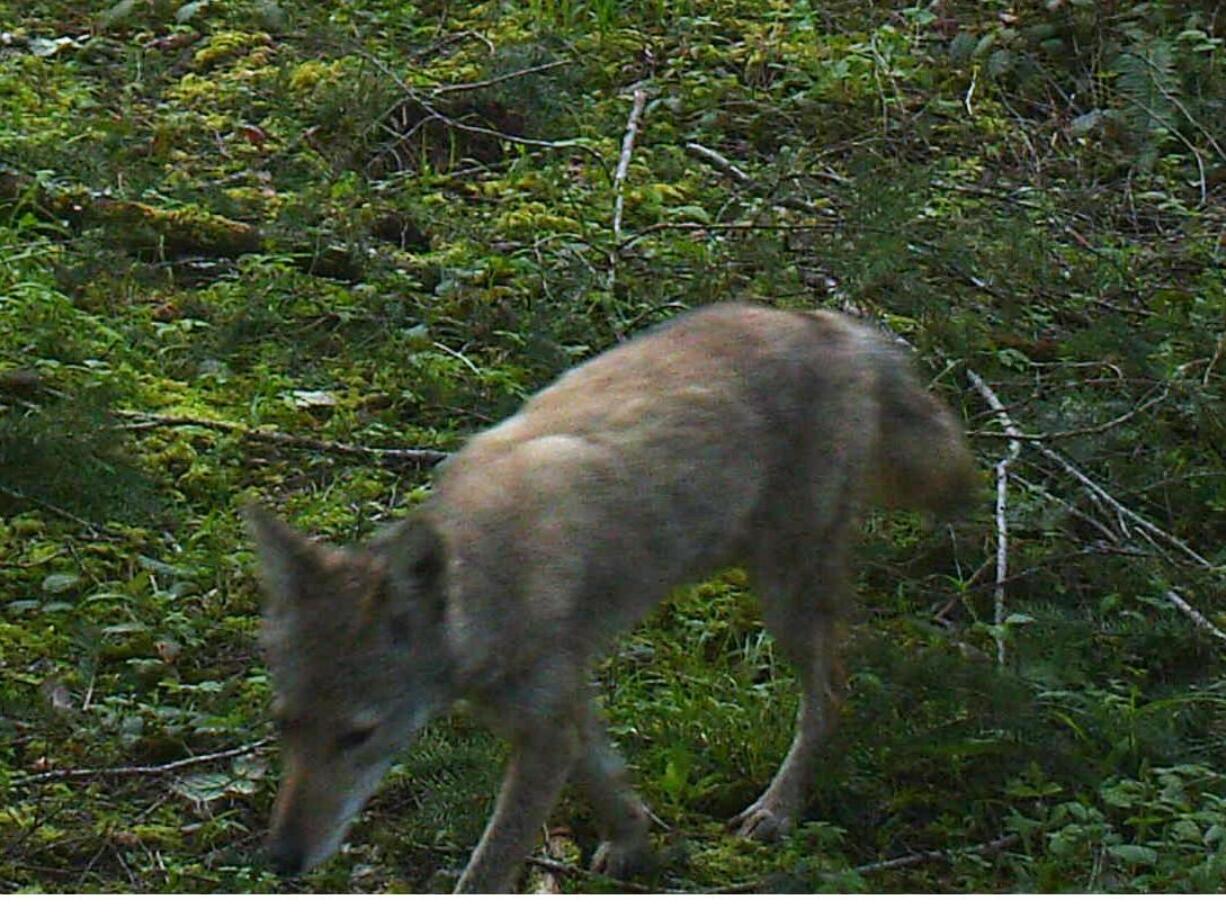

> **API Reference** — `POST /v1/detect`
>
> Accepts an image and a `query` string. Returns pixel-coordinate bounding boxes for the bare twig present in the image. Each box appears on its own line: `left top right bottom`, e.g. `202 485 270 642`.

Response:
0 484 124 540
606 85 650 311
1126 50 1226 161
430 59 571 97
523 855 658 893
970 387 1169 442
1115 88 1208 205
12 739 270 787
932 556 994 627
855 833 1020 875
963 374 1213 571
1205 333 1225 386
1164 590 1226 644
619 219 833 250
1013 473 1121 545
684 142 752 185
966 370 1022 665
116 411 449 468
1032 440 1213 569
357 50 609 180
698 832 1022 893
612 86 649 245
530 829 582 895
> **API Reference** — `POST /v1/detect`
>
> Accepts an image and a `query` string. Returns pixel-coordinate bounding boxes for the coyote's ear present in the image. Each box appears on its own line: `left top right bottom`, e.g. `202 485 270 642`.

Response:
243 503 329 605
400 517 445 590
375 515 447 642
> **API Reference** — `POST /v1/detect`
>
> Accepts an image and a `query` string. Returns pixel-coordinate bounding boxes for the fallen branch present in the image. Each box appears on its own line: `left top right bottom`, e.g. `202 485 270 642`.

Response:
970 387 1170 442
0 167 365 280
612 86 649 245
966 370 1022 666
683 144 837 218
12 739 270 787
932 555 994 627
430 59 571 97
357 51 609 180
116 410 449 468
699 832 1023 893
966 371 1222 647
523 855 658 894
529 829 583 895
684 141 751 185
964 374 1213 572
1165 589 1226 644
619 219 833 249
1031 439 1213 569
855 832 1020 875
0 484 125 540
0 168 261 259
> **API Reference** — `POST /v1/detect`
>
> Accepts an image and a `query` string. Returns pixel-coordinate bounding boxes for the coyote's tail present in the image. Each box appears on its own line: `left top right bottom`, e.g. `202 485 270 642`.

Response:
870 350 979 516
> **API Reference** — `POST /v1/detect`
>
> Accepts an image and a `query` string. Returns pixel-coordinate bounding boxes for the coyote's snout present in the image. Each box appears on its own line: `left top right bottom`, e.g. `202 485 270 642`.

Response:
248 303 977 892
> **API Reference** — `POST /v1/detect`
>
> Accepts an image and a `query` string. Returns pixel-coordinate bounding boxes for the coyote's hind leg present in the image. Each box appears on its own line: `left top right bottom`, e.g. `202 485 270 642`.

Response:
730 561 845 842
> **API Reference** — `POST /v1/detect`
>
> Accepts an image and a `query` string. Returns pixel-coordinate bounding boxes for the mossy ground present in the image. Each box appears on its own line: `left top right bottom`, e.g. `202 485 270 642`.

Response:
1 0 1224 893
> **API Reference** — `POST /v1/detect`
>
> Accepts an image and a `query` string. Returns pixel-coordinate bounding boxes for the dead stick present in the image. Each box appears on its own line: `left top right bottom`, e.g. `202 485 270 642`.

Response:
963 378 1212 569
1032 440 1212 569
523 856 658 893
116 410 449 468
619 219 834 249
855 833 1020 875
932 555 994 626
431 59 571 97
611 86 648 244
1165 590 1226 644
970 388 1169 442
12 739 270 787
530 829 582 895
700 832 1022 893
684 141 752 184
357 50 610 180
0 484 124 539
967 370 1022 666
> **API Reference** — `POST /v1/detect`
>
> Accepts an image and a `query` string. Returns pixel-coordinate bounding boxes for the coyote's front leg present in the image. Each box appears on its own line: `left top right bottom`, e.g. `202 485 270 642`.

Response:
573 699 654 878
454 721 580 893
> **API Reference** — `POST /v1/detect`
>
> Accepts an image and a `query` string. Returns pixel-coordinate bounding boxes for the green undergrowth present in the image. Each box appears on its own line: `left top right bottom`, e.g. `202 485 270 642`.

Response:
1 0 1223 894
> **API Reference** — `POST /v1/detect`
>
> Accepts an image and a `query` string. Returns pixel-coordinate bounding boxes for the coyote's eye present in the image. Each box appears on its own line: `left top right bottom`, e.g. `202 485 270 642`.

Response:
336 725 377 753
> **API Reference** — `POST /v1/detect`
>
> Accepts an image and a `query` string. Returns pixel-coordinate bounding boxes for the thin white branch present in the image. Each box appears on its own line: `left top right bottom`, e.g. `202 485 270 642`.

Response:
684 141 751 184
12 739 270 787
612 86 648 243
430 59 571 97
606 85 649 309
1031 440 1213 569
967 370 1023 665
1165 590 1226 644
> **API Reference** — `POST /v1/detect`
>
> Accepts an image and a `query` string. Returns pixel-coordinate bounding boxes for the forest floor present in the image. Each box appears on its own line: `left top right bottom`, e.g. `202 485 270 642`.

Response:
1 0 1224 893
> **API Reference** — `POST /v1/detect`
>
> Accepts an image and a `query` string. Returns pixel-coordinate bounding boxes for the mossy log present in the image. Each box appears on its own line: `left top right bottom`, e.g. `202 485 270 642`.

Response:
0 168 365 279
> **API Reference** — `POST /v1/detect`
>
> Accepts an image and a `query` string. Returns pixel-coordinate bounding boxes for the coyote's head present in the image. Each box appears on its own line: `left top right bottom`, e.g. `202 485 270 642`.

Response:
245 506 453 876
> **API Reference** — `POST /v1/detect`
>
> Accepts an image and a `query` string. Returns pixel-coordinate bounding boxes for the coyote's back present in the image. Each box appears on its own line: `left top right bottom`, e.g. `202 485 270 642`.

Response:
248 302 977 892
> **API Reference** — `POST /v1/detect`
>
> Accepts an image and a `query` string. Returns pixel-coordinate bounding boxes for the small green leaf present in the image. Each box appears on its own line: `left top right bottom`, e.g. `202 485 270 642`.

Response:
176 1 210 23
42 573 80 595
174 773 235 804
1108 844 1157 866
100 0 137 27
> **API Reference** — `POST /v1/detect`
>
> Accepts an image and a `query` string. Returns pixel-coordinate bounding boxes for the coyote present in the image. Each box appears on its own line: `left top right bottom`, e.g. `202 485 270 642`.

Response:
247 302 976 892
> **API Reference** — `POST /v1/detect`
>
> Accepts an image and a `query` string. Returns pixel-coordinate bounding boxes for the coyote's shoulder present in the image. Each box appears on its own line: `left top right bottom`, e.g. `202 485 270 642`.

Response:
248 302 977 891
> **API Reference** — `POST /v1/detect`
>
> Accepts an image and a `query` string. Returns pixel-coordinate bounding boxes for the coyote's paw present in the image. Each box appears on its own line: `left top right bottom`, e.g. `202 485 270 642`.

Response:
727 802 793 843
590 837 655 880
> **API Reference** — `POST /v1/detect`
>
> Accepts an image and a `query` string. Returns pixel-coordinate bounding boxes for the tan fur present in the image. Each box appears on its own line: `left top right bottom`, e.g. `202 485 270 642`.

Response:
247 302 977 892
